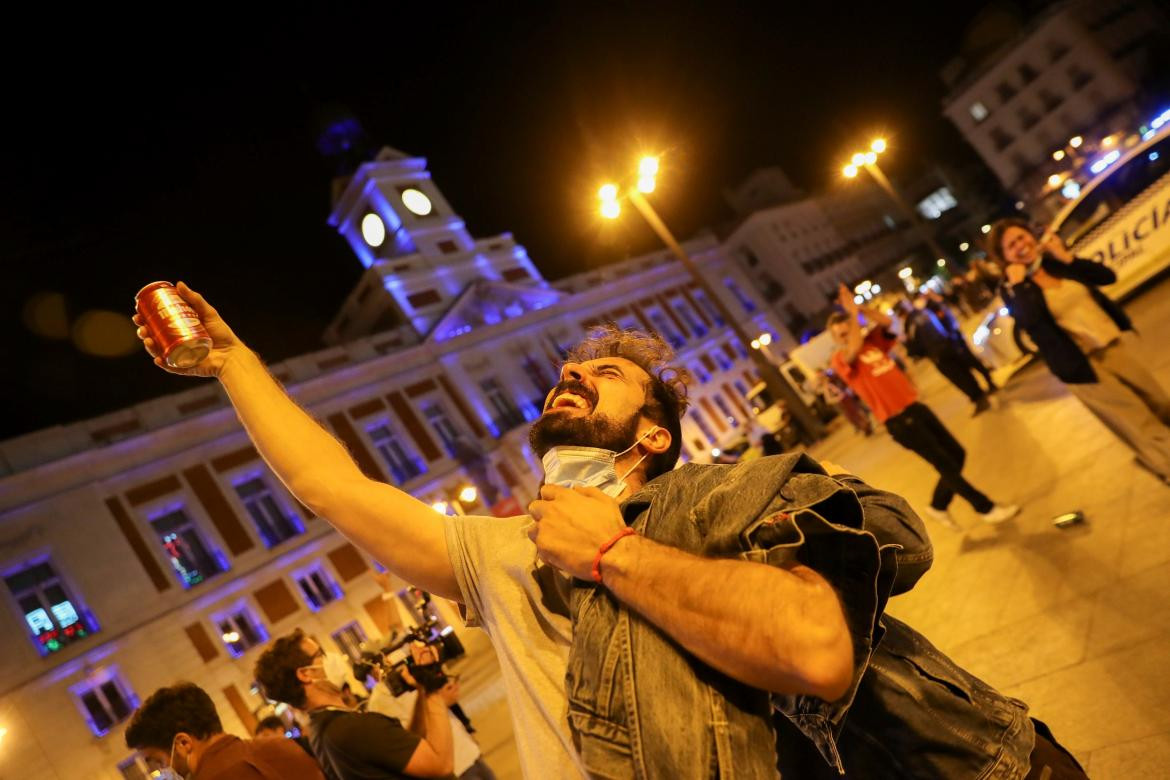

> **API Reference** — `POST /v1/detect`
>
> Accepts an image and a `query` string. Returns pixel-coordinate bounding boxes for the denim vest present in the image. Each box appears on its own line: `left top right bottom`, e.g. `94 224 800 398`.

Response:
566 456 1035 779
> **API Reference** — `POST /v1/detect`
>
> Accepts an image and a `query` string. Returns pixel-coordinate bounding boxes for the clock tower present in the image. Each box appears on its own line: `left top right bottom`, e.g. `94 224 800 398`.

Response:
325 146 544 344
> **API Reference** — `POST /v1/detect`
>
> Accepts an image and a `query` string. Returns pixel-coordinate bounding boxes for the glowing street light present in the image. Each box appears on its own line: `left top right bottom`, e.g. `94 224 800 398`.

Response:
222 631 240 643
843 164 858 178
959 242 970 251
1069 135 1083 148
758 332 772 346
871 138 887 153
598 182 621 219
431 500 450 515
981 224 991 234
898 267 914 279
937 258 946 267
1047 173 1064 187
851 152 866 166
458 485 478 504
1053 149 1066 161
638 156 660 177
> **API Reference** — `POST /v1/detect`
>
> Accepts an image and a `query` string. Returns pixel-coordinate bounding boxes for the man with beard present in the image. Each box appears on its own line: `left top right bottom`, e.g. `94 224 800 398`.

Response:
134 284 1083 779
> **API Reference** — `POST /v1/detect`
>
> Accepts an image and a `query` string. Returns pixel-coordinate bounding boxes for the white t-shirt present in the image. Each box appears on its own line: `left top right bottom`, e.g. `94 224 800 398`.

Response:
443 513 587 779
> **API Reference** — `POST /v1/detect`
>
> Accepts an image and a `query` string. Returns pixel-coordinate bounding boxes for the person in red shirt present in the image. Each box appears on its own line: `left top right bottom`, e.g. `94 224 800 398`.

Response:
829 285 1019 528
125 682 326 780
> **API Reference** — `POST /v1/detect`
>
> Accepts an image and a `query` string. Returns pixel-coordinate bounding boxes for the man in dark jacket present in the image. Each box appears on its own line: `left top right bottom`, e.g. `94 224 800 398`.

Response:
899 298 994 416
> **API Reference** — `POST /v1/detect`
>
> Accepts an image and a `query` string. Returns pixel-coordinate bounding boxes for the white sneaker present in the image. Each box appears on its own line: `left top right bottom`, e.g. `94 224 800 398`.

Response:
978 504 1020 524
923 505 962 531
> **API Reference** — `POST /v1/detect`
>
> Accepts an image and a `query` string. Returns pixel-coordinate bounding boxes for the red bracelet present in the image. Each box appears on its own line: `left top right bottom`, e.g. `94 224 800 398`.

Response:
592 527 637 584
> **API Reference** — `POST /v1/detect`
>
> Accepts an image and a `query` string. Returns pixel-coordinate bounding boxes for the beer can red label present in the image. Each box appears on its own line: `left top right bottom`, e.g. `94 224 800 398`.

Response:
135 281 212 369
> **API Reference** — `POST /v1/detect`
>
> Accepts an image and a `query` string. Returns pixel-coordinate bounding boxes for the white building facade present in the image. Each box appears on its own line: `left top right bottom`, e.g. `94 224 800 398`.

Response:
0 149 783 779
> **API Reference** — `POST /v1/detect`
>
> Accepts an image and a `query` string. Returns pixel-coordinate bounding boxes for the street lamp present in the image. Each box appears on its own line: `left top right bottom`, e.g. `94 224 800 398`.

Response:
595 156 824 442
458 485 478 504
840 137 952 267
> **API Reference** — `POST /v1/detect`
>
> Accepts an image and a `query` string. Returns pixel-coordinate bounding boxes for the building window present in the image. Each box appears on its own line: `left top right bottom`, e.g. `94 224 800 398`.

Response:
1048 41 1069 63
437 239 460 254
692 362 712 385
995 82 1017 103
332 621 369 662
214 604 268 658
713 395 740 428
1018 107 1039 130
71 668 138 737
481 377 525 433
646 307 684 349
233 475 304 548
421 401 463 457
1067 66 1092 90
990 127 1014 151
723 279 757 313
149 507 226 589
690 410 717 445
367 422 426 483
712 351 733 371
690 289 724 326
4 558 97 656
672 298 708 337
730 339 749 358
1018 62 1039 83
1039 89 1063 111
296 565 343 611
916 187 959 220
969 101 989 123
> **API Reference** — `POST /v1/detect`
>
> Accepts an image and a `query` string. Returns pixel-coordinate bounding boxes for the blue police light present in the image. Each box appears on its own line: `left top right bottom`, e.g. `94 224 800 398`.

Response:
1061 180 1081 200
1089 150 1121 175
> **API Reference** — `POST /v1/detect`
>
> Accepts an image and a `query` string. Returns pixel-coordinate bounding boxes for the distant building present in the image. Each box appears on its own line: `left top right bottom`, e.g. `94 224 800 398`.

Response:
0 147 783 779
941 0 1167 198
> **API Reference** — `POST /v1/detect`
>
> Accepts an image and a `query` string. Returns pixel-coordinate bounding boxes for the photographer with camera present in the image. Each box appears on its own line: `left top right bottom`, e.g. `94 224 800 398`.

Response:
254 629 454 780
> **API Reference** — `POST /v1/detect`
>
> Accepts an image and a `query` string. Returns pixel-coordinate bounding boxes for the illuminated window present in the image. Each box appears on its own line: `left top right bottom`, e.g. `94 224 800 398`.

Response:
481 377 525 432
149 508 226 589
692 362 712 385
296 565 342 611
332 621 368 663
233 475 304 548
214 604 268 657
712 351 733 371
916 187 959 220
723 279 757 314
367 422 426 483
70 668 137 737
421 402 464 458
714 395 740 428
646 307 684 349
4 558 98 655
691 289 725 326
690 410 717 445
672 298 707 337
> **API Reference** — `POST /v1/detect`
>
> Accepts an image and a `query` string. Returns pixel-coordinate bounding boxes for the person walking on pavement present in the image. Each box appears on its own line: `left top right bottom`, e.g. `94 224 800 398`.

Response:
923 292 998 393
898 298 993 417
989 217 1170 483
830 284 1020 529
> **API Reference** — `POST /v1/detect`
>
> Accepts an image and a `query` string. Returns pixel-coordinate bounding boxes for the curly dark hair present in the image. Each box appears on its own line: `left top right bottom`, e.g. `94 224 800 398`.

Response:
566 325 692 480
253 629 313 709
124 682 223 751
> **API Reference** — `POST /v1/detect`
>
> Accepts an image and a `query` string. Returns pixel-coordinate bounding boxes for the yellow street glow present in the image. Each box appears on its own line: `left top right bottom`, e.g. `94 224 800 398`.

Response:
750 339 761 350
898 267 914 279
864 151 877 165
598 183 618 201
843 164 858 178
638 156 660 177
1069 135 1083 148
1101 135 1115 148
431 501 449 515
871 138 887 153
600 201 621 219
458 486 478 504
1053 149 1066 161
758 333 772 346
637 175 656 194
222 631 240 643
981 224 991 234
1047 173 1063 187
851 152 866 166
959 242 970 251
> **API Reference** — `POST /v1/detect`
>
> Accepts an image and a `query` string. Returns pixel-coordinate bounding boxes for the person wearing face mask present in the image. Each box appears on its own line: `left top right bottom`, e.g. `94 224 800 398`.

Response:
124 682 325 780
136 286 1082 779
989 217 1170 483
252 629 455 780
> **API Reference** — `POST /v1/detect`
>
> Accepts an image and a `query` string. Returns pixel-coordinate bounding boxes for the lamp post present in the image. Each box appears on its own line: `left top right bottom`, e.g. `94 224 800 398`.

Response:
598 158 824 443
842 138 952 272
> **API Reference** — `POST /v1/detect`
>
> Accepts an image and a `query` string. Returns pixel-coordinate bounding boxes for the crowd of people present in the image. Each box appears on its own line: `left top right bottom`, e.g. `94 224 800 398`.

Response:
116 220 1163 780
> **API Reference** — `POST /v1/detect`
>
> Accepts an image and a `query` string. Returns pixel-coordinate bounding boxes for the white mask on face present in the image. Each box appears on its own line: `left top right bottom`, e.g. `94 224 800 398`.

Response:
541 426 661 498
320 651 351 690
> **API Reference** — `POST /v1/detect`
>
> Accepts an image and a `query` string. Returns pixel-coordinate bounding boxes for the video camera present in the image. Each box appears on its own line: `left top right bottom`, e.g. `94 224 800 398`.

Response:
354 614 466 697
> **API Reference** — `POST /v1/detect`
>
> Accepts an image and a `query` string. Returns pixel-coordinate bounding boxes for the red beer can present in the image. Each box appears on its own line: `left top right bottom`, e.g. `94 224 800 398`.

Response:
134 282 212 369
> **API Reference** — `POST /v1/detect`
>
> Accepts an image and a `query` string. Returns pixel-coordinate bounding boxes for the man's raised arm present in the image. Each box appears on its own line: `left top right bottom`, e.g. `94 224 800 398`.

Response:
134 283 460 600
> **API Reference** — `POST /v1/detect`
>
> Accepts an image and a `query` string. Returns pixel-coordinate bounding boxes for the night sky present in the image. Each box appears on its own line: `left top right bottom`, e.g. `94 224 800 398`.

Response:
3 3 998 440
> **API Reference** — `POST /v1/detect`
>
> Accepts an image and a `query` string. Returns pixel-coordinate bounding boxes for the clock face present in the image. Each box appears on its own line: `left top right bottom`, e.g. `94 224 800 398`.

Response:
400 188 433 216
361 213 386 247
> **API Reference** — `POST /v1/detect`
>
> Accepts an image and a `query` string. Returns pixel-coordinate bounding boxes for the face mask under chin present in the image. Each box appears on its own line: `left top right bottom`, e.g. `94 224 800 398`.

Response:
540 426 660 498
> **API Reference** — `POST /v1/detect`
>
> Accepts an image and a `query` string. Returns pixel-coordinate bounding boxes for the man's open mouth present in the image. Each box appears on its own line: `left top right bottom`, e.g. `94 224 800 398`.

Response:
548 391 591 412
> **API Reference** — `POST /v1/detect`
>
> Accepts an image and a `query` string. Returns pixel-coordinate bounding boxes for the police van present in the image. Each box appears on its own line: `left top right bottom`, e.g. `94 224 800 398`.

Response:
973 122 1170 368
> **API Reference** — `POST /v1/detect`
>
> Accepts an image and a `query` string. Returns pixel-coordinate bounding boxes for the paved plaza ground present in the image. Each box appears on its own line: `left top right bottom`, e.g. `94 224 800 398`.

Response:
454 277 1170 779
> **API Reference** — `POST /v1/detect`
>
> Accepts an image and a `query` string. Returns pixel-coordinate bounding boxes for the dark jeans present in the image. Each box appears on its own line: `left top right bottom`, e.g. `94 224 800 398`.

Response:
934 344 995 403
1025 719 1089 779
459 758 498 780
885 403 993 513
